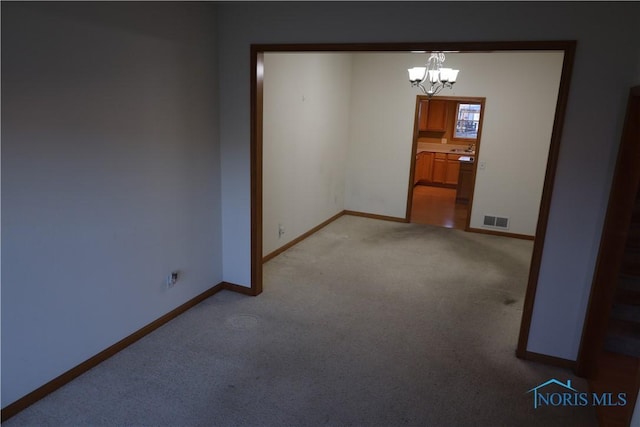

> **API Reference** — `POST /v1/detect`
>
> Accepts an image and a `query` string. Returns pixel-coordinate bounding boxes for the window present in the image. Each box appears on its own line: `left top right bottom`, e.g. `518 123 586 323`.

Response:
454 103 481 140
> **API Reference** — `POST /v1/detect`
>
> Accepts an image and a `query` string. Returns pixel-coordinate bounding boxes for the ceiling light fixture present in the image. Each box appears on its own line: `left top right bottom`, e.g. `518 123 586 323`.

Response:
408 52 459 98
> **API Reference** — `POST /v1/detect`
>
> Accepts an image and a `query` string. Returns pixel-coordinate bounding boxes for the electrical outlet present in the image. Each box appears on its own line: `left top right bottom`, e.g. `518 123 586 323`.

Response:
167 271 179 288
278 223 285 238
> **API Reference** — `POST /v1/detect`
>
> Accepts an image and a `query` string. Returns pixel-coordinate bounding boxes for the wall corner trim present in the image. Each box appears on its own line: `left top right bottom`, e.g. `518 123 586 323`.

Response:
223 281 261 296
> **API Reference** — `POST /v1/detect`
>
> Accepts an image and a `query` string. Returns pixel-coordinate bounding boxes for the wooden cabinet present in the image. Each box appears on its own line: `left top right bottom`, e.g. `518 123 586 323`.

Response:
456 161 474 204
426 100 448 132
415 151 462 186
432 153 447 184
414 154 421 185
421 152 434 183
445 155 461 185
418 99 448 132
418 100 429 132
414 152 434 184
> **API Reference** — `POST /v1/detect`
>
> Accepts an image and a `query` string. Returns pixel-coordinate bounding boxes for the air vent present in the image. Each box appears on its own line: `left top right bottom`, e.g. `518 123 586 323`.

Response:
483 215 496 226
483 215 509 230
495 217 509 228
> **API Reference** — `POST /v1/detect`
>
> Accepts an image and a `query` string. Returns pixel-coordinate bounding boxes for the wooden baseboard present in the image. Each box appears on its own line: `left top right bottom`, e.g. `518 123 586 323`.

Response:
262 209 410 265
343 210 409 223
468 227 535 241
223 281 259 296
519 350 577 370
1 282 228 422
262 211 345 263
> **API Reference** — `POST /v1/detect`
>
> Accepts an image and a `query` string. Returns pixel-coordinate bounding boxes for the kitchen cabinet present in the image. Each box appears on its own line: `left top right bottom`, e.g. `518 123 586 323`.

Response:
418 152 461 185
432 153 447 184
445 155 461 185
418 100 429 132
456 161 474 204
416 151 462 186
418 99 448 132
423 152 434 182
414 151 434 184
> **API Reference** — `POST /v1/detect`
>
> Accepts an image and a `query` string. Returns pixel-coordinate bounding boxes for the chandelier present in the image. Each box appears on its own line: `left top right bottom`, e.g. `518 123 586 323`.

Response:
408 52 459 97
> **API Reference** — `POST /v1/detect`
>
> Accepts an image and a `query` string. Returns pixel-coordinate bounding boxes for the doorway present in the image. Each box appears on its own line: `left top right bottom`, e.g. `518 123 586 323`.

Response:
407 96 485 231
251 42 576 366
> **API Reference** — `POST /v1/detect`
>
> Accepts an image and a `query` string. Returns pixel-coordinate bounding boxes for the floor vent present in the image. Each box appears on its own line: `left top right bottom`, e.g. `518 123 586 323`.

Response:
483 215 510 230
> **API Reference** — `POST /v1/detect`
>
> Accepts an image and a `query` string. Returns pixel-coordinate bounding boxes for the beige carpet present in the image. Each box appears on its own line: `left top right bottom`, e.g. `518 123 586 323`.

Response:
4 215 597 426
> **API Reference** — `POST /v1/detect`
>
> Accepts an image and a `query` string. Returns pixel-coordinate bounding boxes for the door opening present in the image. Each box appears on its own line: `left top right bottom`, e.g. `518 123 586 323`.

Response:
407 96 485 231
251 42 576 367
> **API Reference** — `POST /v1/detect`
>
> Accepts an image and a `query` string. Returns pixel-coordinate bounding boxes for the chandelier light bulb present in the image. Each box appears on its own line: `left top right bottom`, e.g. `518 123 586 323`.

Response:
408 67 427 82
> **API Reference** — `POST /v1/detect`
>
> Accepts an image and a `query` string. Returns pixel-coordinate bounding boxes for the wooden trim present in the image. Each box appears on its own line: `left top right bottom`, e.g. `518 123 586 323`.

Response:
344 210 409 223
463 97 485 232
576 85 640 378
223 281 259 296
263 208 409 265
1 283 227 422
251 47 264 296
516 41 577 359
416 95 486 103
252 41 577 362
262 211 345 263
415 182 457 190
521 350 577 370
405 96 422 220
251 41 577 54
467 227 535 241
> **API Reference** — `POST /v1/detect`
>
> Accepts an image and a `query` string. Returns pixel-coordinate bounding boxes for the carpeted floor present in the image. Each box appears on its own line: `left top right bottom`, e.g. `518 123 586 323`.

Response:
4 216 597 426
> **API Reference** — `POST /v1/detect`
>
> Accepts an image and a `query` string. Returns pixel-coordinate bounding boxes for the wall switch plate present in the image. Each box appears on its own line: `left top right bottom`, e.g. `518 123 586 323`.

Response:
479 161 486 170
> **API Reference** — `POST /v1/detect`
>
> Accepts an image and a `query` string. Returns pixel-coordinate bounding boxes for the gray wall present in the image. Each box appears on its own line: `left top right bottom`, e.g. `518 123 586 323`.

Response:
1 3 221 406
218 2 640 360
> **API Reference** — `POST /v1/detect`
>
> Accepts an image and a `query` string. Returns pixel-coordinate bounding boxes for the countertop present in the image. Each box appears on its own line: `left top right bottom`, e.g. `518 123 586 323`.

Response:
417 142 475 161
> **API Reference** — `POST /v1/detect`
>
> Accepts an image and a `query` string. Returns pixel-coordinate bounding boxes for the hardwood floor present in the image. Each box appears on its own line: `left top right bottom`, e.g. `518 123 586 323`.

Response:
410 185 468 230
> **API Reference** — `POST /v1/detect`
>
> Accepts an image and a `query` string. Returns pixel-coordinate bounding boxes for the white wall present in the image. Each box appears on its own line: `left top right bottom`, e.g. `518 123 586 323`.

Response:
448 52 564 235
266 51 562 236
345 51 563 235
1 3 221 407
218 1 640 361
345 54 416 218
263 53 351 255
